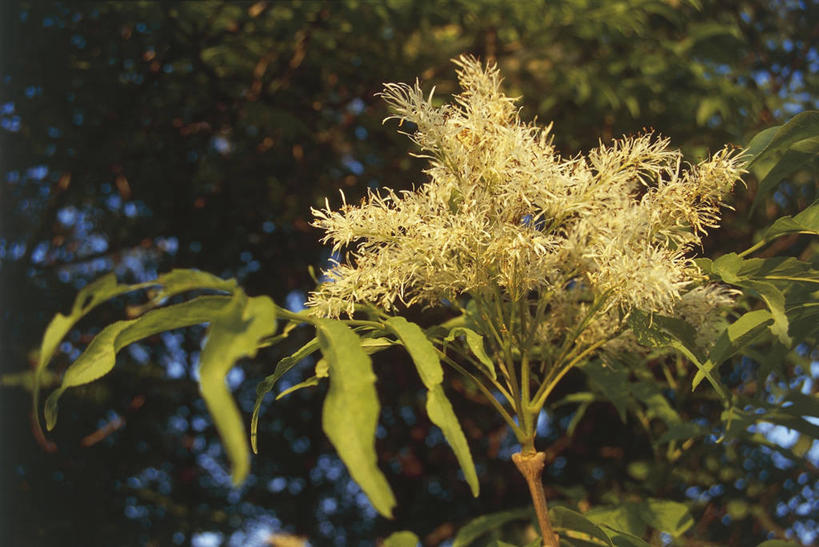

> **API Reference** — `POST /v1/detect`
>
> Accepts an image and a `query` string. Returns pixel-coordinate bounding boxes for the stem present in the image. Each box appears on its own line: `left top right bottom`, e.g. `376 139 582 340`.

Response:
512 451 558 547
437 351 525 439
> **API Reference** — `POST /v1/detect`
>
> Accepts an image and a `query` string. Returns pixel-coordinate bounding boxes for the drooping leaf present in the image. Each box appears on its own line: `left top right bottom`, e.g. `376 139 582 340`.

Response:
44 295 231 430
251 337 320 453
386 316 443 388
452 507 533 547
34 273 156 433
198 293 278 486
550 507 613 546
317 318 396 518
426 384 479 496
445 326 496 379
383 531 420 547
386 316 479 496
275 376 321 400
691 309 772 390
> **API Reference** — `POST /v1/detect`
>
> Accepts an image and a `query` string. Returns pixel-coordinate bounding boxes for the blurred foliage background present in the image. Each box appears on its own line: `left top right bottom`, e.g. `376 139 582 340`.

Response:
1 1 818 545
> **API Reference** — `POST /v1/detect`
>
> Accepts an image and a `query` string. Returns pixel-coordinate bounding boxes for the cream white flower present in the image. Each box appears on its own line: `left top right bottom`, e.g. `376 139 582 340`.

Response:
308 56 744 352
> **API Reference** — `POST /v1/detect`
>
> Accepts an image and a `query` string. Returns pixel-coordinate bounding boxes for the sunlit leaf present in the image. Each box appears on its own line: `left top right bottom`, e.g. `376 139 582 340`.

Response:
198 292 278 486
383 531 420 547
445 326 496 379
44 295 231 430
34 273 156 433
387 316 479 496
251 337 320 453
275 376 320 400
691 309 772 390
317 318 396 518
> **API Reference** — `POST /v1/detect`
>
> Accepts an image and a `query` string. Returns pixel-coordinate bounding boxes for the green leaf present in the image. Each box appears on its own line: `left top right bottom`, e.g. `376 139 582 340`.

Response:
426 384 479 495
631 382 681 426
711 253 793 345
754 139 819 208
445 326 496 379
383 531 420 547
386 316 443 388
759 199 819 243
607 532 650 547
586 504 646 537
550 507 613 546
34 273 156 433
747 111 819 210
743 125 779 162
275 376 321 400
453 507 533 547
691 309 773 390
43 295 231 430
756 541 801 547
579 360 630 421
641 499 694 537
317 318 396 518
628 311 727 400
155 268 237 298
198 293 278 486
251 337 320 453
657 422 708 444
387 316 479 496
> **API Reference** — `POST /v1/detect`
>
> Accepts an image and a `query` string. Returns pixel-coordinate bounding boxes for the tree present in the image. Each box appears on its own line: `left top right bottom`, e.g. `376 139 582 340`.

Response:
2 1 818 545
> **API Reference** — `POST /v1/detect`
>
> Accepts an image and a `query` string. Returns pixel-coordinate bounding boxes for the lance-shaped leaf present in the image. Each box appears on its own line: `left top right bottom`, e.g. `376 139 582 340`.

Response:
251 337 320 453
760 199 819 242
36 269 238 435
550 507 614 546
691 309 772 390
445 326 496 379
712 253 792 345
44 295 232 430
627 311 727 400
317 318 396 518
35 273 156 433
747 111 819 211
386 316 479 497
198 292 278 486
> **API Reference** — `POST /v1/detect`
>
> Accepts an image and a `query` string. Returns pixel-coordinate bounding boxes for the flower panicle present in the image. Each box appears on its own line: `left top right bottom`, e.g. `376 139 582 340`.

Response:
307 55 745 336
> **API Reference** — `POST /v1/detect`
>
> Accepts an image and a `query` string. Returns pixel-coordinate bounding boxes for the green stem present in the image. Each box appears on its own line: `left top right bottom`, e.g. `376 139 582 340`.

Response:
438 351 525 439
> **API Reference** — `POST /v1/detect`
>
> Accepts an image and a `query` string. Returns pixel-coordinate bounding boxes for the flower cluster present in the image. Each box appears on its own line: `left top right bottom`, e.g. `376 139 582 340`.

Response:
308 56 743 347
